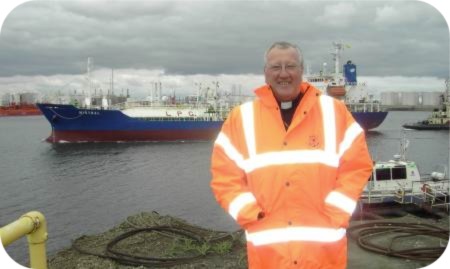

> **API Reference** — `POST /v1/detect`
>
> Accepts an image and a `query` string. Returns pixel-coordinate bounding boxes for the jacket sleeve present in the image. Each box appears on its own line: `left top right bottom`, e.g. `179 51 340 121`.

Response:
210 107 264 228
324 105 373 228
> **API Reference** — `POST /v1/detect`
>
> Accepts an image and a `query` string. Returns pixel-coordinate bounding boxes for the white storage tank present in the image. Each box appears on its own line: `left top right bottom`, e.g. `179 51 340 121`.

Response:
381 92 399 106
420 92 442 106
401 92 418 106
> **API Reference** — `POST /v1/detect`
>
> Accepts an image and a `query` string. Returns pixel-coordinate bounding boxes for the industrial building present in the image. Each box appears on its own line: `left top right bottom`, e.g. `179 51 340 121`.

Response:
381 91 444 110
1 92 39 106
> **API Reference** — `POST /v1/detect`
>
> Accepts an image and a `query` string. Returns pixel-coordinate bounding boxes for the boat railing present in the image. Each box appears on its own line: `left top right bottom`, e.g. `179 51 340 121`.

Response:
410 179 449 209
394 187 410 204
137 116 223 122
346 101 383 113
114 101 206 110
362 177 449 206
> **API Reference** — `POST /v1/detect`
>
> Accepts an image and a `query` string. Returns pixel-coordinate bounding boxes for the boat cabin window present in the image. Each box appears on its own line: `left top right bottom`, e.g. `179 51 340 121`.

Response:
391 166 407 179
374 166 407 181
375 168 391 181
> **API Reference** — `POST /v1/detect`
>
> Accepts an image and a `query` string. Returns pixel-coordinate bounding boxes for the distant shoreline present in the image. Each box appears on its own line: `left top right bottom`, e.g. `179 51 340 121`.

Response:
382 106 440 111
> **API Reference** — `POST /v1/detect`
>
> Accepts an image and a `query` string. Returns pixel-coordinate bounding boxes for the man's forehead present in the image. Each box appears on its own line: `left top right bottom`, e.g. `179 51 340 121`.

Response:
267 48 299 59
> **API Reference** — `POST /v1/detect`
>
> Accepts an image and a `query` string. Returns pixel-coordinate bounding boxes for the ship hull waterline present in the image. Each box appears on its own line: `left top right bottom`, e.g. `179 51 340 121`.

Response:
38 103 387 143
402 123 450 130
37 103 224 143
46 129 222 143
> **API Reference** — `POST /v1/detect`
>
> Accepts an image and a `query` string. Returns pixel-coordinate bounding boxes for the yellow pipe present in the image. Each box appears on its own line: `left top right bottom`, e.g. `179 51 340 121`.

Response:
0 211 48 269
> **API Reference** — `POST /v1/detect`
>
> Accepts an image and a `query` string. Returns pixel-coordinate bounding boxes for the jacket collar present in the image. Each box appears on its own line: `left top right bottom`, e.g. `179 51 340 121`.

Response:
254 82 320 110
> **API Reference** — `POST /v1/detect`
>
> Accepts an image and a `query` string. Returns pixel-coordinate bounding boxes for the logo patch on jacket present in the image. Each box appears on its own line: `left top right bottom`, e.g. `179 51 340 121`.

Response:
308 135 320 148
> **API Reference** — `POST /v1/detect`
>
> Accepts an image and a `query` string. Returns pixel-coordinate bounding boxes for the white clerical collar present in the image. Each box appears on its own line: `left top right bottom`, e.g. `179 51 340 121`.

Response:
280 101 293 110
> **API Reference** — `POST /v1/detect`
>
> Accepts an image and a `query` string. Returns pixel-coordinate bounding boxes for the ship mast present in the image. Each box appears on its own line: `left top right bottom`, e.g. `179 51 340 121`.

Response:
85 57 93 108
331 42 344 82
445 79 449 116
111 68 114 96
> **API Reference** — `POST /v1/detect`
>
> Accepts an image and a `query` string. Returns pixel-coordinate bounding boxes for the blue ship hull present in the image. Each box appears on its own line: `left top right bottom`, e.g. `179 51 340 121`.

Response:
352 111 388 131
37 103 223 142
37 103 387 143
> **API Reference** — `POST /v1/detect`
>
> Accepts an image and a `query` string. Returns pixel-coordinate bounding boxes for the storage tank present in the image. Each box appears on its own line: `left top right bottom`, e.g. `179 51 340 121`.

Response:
420 92 442 106
401 92 418 106
19 92 38 104
343 60 357 85
1 93 12 106
381 92 399 106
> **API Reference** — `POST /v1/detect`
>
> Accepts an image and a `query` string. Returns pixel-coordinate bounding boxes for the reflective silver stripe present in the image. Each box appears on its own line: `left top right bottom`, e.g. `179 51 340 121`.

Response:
246 227 346 246
231 96 342 173
325 191 357 215
214 132 246 170
240 102 257 158
217 134 339 172
228 192 257 220
320 95 336 154
338 122 363 158
241 150 339 173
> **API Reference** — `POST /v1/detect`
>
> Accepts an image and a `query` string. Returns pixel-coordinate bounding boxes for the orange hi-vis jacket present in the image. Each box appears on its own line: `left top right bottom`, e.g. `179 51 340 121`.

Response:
210 82 373 268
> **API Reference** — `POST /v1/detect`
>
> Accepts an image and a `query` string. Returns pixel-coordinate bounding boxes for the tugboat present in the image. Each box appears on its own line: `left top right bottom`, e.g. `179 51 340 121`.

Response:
360 136 449 207
403 79 450 130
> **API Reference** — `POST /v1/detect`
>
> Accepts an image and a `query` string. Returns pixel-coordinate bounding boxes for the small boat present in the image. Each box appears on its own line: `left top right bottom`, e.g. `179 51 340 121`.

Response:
403 79 450 130
360 138 449 207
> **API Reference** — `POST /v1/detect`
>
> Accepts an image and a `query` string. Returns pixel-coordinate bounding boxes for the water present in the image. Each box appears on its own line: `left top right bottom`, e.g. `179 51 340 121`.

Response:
0 111 449 266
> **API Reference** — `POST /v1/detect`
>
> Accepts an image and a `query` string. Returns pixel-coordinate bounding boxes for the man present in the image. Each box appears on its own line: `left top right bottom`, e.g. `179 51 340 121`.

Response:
210 41 373 268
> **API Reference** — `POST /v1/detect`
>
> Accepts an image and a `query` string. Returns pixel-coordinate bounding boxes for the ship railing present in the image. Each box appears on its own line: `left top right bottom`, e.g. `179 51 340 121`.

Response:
346 101 383 113
394 187 408 204
362 188 387 204
421 183 449 208
138 116 223 122
114 101 212 110
0 211 48 269
410 180 450 210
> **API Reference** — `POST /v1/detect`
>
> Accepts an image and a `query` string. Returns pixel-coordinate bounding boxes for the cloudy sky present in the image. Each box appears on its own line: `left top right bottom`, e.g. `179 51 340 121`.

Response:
0 0 448 99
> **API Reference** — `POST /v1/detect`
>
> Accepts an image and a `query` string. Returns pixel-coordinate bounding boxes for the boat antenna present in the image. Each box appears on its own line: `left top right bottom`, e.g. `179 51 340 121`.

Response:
111 68 114 96
85 57 93 108
399 130 409 161
331 42 342 77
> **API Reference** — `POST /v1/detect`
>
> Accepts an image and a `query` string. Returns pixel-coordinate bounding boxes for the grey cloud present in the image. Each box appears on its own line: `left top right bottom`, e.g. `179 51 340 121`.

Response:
0 0 447 79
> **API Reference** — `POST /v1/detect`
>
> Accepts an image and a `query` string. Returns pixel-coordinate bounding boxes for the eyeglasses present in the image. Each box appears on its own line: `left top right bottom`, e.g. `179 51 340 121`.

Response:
266 63 300 73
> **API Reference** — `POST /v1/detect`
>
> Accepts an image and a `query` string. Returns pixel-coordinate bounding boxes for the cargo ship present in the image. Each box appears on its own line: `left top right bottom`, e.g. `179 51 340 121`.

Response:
0 103 42 117
37 91 234 143
403 79 449 130
305 42 388 130
37 85 386 143
37 90 386 143
0 92 42 117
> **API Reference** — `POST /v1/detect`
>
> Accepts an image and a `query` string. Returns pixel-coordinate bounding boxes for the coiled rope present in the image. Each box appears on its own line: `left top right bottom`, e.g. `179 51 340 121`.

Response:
348 221 449 261
72 213 242 267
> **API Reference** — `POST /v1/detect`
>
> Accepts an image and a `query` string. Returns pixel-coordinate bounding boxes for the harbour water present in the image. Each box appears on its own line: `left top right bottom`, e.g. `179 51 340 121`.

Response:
0 111 449 266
